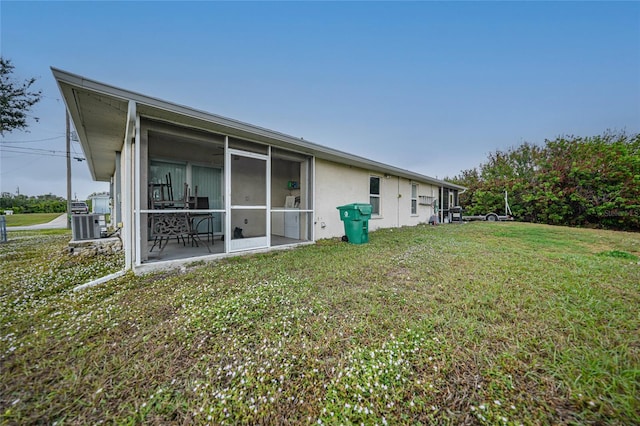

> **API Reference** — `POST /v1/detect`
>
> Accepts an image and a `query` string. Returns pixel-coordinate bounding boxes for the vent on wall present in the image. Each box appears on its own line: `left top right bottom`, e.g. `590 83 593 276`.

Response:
71 214 104 241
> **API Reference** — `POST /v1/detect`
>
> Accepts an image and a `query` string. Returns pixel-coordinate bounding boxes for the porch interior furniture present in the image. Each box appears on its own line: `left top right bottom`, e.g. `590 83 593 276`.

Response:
149 179 210 253
273 196 300 239
188 196 215 243
149 212 191 252
149 173 182 210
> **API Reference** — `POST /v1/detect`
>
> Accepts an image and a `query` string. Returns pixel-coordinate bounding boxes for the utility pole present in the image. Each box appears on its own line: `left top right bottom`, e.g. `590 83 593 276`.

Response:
66 111 71 230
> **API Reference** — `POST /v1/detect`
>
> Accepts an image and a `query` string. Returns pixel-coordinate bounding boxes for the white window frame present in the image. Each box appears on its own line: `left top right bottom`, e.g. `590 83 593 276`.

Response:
411 182 418 215
369 175 381 216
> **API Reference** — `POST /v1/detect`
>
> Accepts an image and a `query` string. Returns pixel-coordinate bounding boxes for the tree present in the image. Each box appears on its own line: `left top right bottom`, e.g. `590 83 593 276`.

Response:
449 133 640 231
0 193 67 214
0 57 42 135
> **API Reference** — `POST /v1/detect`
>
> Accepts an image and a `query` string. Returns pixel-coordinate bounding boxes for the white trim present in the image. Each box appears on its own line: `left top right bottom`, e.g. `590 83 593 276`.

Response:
224 136 230 254
440 186 444 224
230 205 268 210
369 175 381 216
270 209 313 213
123 100 136 270
266 146 272 247
311 156 316 242
134 113 141 267
410 182 418 216
140 209 225 214
230 236 269 252
52 67 465 191
227 147 270 252
73 270 127 292
228 148 269 161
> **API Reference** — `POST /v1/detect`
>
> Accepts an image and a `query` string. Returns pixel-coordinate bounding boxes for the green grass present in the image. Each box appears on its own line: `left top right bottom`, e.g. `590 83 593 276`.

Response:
3 212 62 226
1 223 638 424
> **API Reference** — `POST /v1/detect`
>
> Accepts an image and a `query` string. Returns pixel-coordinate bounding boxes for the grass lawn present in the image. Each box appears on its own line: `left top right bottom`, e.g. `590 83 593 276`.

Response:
1 223 638 425
3 212 63 227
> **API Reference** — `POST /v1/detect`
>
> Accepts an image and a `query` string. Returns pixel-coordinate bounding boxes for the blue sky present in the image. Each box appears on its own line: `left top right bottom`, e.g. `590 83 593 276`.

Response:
1 1 639 198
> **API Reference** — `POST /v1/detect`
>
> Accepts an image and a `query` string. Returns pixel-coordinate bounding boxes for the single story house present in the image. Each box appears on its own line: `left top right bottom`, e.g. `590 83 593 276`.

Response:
88 192 111 214
53 68 464 273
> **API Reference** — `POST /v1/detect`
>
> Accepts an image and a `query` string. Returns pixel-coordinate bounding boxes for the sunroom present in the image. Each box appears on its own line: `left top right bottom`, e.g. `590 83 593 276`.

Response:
53 68 317 272
138 120 314 265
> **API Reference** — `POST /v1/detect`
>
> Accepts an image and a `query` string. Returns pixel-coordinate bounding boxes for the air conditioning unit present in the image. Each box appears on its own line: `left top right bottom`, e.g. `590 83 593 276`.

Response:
71 214 104 241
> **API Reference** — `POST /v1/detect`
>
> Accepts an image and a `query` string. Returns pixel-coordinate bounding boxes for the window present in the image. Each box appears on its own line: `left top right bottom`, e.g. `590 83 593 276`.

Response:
369 176 380 215
411 183 418 215
149 160 187 203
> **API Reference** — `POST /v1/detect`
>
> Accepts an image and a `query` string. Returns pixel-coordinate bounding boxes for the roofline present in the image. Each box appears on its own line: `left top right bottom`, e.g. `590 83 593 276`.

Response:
51 67 465 190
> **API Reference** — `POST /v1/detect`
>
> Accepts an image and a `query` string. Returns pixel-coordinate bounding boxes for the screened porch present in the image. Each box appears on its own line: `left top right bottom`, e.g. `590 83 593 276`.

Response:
137 121 314 265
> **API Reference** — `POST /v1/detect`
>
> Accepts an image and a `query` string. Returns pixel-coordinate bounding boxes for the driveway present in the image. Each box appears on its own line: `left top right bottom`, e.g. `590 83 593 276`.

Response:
6 214 69 231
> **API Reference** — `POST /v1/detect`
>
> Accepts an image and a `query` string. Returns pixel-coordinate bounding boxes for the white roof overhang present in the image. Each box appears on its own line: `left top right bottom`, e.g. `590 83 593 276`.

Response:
52 67 465 190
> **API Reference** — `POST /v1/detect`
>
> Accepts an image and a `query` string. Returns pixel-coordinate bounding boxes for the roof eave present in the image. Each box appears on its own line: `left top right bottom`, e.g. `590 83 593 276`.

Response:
51 67 465 190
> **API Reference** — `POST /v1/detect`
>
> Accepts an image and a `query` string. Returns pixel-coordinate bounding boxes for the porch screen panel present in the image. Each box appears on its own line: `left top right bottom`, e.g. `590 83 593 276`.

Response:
229 153 268 251
192 165 223 233
149 160 186 204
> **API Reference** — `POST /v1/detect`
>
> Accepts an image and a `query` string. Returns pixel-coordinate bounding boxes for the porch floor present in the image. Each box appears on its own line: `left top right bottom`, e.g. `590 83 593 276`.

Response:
145 234 306 263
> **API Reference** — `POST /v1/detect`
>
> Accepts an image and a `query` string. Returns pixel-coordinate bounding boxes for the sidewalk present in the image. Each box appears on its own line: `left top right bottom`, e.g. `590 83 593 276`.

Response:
6 214 69 231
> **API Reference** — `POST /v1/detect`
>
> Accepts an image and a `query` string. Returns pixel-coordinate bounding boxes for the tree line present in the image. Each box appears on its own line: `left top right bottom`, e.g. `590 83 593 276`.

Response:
447 132 640 231
0 194 68 214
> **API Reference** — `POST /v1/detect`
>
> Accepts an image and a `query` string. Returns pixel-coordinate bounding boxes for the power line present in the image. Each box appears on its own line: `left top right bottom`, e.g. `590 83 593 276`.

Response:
1 148 68 159
0 135 65 144
1 146 66 155
0 147 85 161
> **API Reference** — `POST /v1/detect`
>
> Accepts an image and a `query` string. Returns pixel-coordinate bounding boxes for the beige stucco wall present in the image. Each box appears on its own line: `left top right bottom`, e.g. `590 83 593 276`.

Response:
314 158 437 240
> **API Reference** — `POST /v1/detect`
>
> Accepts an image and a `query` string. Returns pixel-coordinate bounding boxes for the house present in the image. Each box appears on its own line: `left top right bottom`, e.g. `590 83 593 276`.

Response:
52 68 464 273
88 192 111 214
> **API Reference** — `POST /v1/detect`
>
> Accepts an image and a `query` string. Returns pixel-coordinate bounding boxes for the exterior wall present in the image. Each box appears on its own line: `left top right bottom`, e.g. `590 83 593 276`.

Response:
123 119 447 268
314 159 437 240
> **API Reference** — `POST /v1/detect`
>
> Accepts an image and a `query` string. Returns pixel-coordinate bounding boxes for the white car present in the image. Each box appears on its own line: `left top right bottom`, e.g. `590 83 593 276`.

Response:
71 201 89 214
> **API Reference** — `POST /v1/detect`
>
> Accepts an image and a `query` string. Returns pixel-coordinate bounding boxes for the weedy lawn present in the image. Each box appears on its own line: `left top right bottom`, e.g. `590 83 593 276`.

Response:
3 213 62 227
1 223 638 425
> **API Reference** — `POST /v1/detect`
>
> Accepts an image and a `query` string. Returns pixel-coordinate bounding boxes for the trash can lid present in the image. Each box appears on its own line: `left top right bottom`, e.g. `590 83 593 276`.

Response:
337 203 372 214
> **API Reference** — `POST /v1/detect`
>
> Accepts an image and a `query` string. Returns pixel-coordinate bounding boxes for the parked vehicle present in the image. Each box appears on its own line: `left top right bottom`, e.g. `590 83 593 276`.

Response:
71 201 89 214
462 191 514 222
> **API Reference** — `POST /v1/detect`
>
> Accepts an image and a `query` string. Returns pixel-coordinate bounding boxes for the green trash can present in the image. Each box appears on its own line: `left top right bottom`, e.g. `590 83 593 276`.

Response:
337 203 372 244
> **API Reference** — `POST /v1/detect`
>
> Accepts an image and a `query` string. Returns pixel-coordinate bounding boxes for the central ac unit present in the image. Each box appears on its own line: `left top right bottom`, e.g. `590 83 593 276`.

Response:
71 214 104 241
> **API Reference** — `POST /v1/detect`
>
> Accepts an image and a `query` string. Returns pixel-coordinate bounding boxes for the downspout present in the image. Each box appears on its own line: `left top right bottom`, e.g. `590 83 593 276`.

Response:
397 176 400 228
440 186 444 224
311 156 316 242
458 188 466 207
73 270 128 291
75 101 136 291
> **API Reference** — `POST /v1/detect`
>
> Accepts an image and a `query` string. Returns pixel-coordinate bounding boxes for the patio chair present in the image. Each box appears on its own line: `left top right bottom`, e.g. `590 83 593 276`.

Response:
150 182 210 253
188 196 214 244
